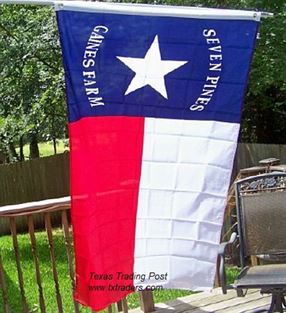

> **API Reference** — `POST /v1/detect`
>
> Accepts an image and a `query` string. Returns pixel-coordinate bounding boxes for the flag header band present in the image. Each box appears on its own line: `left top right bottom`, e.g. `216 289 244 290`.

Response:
55 1 261 21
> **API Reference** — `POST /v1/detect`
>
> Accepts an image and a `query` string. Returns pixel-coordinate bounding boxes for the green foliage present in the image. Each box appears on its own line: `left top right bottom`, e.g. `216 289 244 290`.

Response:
225 266 240 285
0 4 67 161
0 0 285 158
242 1 286 143
120 0 286 143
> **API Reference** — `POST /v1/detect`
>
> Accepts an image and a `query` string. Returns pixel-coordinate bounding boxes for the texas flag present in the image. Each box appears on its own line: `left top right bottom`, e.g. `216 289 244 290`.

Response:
56 2 260 311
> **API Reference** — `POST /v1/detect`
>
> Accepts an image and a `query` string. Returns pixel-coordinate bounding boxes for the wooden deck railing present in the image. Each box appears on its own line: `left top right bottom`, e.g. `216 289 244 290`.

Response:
0 198 154 313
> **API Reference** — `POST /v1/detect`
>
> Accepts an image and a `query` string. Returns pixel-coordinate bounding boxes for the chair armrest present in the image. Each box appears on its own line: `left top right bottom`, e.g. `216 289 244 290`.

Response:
217 232 237 294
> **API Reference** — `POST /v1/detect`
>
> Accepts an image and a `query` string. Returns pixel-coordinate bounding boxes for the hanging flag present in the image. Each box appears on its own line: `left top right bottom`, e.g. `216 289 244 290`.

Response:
56 1 260 310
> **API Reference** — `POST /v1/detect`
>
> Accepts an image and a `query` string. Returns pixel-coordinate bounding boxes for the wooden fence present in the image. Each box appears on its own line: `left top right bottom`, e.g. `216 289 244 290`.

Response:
0 152 69 206
233 143 286 177
0 201 154 313
0 152 70 235
0 143 286 234
1 143 286 206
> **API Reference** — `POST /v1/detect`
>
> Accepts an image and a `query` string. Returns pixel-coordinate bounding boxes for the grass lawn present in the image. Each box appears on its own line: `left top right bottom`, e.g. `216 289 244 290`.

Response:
16 140 69 160
0 229 239 312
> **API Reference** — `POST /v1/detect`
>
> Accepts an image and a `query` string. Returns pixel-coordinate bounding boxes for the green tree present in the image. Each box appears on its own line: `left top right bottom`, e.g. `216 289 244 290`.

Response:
241 1 286 143
0 0 285 164
0 4 66 161
125 0 286 143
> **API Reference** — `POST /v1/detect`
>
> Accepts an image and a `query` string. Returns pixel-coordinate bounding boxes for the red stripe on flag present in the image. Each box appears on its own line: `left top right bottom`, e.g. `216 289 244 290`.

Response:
69 116 145 310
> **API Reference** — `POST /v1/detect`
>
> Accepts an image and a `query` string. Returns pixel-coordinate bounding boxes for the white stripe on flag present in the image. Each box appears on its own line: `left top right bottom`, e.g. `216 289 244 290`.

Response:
133 118 240 290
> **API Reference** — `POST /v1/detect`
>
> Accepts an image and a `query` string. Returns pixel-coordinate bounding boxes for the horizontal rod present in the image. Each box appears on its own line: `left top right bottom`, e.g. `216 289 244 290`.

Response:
0 0 273 19
0 0 55 4
261 12 274 18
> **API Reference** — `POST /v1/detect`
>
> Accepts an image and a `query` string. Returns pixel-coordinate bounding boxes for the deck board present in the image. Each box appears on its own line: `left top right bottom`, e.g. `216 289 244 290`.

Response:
131 289 271 313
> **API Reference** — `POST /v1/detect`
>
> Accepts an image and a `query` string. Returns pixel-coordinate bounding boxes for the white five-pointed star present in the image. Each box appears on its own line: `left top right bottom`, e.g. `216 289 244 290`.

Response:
117 35 188 99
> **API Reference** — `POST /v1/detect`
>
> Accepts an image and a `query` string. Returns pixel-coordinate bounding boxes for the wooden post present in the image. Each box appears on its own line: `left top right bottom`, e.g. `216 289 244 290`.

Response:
61 209 80 313
139 291 155 313
9 217 29 313
122 297 129 313
250 255 259 266
0 254 10 313
117 300 123 312
44 212 63 313
214 269 220 287
117 299 129 313
27 215 46 313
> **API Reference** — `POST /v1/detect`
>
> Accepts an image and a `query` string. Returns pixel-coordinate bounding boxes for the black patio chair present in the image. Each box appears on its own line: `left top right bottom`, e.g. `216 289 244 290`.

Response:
219 172 286 313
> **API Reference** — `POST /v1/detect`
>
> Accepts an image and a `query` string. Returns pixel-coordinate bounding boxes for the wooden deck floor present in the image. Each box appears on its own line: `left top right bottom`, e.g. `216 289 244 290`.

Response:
133 289 272 313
